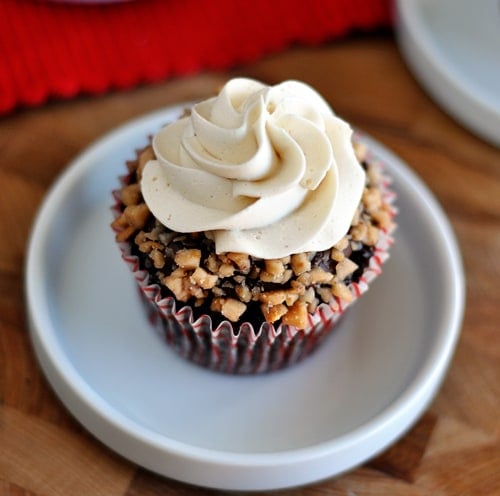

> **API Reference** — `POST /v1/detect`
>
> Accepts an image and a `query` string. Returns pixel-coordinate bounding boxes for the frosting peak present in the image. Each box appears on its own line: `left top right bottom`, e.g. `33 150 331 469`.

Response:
141 78 366 258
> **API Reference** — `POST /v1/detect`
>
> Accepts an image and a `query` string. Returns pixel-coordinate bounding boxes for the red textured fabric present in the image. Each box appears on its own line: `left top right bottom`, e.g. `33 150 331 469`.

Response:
0 0 392 114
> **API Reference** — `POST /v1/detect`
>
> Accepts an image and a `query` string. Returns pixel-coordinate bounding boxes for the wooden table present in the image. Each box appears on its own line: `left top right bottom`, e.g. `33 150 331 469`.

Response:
1 33 499 496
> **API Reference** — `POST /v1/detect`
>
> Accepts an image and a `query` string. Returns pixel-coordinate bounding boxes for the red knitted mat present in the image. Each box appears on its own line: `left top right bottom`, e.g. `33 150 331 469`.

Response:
0 0 392 114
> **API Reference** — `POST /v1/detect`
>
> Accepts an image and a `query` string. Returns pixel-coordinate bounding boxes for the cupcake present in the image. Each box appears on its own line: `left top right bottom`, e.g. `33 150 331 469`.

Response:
111 78 396 374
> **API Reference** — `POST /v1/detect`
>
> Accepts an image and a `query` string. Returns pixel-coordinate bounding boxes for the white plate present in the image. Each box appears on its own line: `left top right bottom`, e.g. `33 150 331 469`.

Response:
26 105 465 491
396 0 500 147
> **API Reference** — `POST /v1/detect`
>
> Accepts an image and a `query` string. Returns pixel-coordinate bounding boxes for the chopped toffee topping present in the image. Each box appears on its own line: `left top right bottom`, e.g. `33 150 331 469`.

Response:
112 143 395 329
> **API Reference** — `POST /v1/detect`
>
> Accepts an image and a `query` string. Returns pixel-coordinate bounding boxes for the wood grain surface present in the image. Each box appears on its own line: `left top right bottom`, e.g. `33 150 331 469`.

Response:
1 33 499 496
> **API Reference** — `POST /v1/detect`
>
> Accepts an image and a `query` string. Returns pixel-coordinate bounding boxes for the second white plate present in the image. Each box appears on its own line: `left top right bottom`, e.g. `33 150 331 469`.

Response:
397 0 500 146
26 105 465 491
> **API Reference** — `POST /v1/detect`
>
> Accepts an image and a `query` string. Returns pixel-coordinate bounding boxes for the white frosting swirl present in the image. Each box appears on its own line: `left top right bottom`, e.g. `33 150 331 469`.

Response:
141 78 366 258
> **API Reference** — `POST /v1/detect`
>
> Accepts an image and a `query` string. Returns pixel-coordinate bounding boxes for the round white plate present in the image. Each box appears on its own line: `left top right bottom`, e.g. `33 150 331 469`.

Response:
396 0 500 147
26 105 465 491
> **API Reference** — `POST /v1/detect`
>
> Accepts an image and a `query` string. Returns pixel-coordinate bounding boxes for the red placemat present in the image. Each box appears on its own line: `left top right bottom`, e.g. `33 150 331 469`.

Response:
0 0 392 114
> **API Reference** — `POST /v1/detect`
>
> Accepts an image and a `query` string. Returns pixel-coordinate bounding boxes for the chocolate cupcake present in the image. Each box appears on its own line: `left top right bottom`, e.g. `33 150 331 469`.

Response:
111 78 396 373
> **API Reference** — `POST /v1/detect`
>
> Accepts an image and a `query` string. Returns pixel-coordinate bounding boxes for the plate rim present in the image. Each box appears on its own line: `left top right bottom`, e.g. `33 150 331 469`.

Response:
25 105 465 490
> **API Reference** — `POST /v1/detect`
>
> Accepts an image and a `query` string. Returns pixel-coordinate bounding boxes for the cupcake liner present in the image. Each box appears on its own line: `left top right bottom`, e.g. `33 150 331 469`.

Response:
135 287 345 374
112 149 396 374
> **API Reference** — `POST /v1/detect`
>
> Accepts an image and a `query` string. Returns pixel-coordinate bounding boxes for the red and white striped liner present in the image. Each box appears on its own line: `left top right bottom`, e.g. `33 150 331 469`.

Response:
111 150 396 374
